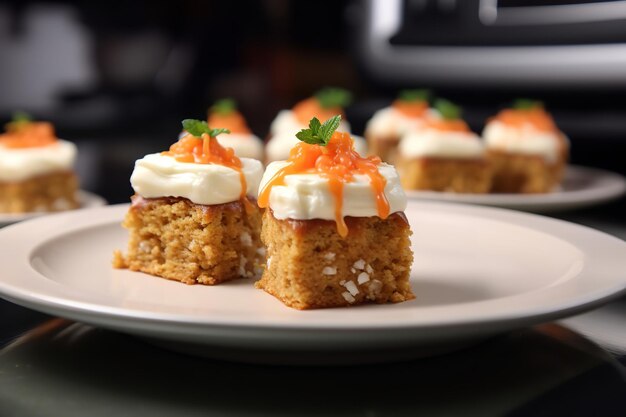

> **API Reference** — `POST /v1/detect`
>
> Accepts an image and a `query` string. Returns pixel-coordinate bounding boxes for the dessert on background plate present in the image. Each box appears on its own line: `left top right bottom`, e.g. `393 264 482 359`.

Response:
0 112 79 213
483 99 569 194
206 98 264 160
265 87 367 162
365 89 438 164
397 99 491 193
113 119 265 285
178 99 264 161
257 115 414 309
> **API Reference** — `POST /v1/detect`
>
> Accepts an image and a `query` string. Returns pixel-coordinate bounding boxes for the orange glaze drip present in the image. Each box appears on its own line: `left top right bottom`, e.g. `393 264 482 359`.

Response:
425 118 471 133
493 107 557 132
0 121 58 148
258 132 389 237
292 97 346 126
207 110 251 135
392 99 428 118
162 133 248 200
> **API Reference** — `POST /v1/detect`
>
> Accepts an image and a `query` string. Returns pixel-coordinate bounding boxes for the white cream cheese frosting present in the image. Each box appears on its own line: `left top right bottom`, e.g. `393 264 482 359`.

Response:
482 120 566 163
0 140 76 182
259 161 406 220
130 153 263 205
398 128 485 159
365 107 439 138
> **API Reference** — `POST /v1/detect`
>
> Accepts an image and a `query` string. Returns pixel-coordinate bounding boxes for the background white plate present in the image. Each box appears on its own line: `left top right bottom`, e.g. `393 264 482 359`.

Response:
0 190 107 227
0 202 624 363
405 165 626 213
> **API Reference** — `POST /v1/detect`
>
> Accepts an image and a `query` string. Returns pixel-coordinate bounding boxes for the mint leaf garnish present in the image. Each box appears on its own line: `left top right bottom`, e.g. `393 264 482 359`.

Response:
398 89 431 103
512 98 543 110
318 115 341 141
12 111 32 124
315 87 352 109
295 115 342 146
434 99 462 121
309 117 321 134
182 119 230 138
210 98 236 115
208 128 230 137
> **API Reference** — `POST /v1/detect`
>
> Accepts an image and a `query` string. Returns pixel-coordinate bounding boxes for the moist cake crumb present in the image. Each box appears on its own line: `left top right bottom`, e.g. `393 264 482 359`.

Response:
114 196 264 285
255 211 414 309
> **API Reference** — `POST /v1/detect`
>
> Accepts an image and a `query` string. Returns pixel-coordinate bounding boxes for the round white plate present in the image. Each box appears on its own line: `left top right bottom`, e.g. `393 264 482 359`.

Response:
0 202 624 363
0 190 107 227
405 165 626 213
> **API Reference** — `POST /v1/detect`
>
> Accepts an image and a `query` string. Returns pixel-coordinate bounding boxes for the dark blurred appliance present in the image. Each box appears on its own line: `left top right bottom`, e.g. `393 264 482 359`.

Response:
357 0 626 88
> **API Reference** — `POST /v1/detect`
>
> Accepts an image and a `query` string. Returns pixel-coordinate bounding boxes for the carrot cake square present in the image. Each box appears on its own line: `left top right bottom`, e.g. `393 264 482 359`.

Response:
206 99 264 160
365 89 436 164
483 99 569 193
256 115 414 309
0 113 78 213
396 99 491 193
265 87 367 163
113 119 265 285
177 99 264 160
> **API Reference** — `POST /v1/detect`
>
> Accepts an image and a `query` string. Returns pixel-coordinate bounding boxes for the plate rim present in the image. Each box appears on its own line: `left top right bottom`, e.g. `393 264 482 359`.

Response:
404 165 626 211
0 202 624 336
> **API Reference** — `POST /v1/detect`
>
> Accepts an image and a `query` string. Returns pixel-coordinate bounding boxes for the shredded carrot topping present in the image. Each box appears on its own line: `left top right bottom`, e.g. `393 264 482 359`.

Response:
292 97 345 126
392 99 429 118
207 111 251 135
163 133 248 200
258 131 389 237
0 121 58 148
494 107 558 132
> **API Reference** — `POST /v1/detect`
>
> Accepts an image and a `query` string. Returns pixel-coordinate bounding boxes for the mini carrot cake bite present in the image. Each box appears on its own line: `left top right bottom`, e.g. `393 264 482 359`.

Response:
396 99 491 193
266 87 367 162
483 99 569 193
257 115 414 309
365 89 437 164
178 99 264 161
206 99 264 160
0 112 79 213
113 119 265 285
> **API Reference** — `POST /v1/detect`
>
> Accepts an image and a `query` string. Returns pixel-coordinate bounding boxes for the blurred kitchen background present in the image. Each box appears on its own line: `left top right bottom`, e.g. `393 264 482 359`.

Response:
1 0 626 203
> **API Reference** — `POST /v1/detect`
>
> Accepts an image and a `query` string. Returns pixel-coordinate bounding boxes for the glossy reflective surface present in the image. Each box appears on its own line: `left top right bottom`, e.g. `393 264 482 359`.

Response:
0 314 624 417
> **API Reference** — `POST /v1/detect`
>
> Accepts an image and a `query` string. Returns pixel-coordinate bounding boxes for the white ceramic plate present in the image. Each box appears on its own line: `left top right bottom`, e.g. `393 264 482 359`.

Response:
0 190 107 227
0 202 624 363
405 165 626 213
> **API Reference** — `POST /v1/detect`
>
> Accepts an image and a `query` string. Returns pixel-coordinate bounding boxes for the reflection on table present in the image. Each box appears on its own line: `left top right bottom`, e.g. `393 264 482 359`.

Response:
0 319 624 417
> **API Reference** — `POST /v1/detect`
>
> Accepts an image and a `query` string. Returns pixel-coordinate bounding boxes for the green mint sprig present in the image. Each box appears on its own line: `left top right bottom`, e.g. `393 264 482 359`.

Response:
12 111 32 124
295 115 342 146
210 98 237 115
398 89 431 103
512 98 544 110
434 99 462 121
182 119 230 138
7 111 33 131
315 87 352 109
